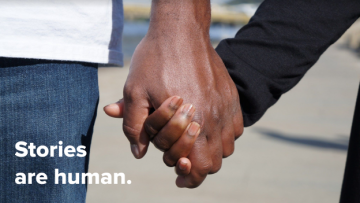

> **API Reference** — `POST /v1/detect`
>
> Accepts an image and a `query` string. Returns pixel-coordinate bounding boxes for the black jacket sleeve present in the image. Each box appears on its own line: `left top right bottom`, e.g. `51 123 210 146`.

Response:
215 0 360 127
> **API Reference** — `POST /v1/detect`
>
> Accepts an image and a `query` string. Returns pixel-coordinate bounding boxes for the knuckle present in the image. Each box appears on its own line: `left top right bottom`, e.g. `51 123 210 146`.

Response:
123 83 143 102
122 124 140 141
171 120 187 132
153 136 170 151
180 136 193 147
234 126 244 140
222 131 235 157
233 114 244 140
209 163 222 174
144 122 158 139
197 162 212 176
186 178 204 189
211 107 221 123
163 153 175 167
123 83 134 98
222 82 232 95
223 147 234 158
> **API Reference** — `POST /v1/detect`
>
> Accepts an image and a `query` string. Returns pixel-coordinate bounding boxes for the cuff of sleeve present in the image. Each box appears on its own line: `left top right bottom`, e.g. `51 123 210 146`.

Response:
216 39 281 127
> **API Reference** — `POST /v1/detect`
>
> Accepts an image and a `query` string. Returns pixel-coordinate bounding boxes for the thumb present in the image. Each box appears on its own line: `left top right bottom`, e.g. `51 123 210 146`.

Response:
123 97 151 159
104 99 125 118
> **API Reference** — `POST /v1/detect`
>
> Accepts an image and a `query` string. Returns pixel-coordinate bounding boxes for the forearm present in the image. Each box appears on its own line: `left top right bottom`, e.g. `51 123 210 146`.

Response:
147 0 211 40
216 0 360 126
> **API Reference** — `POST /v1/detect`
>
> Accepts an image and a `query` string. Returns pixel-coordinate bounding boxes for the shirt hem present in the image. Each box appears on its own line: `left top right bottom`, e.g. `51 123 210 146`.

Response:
0 41 124 67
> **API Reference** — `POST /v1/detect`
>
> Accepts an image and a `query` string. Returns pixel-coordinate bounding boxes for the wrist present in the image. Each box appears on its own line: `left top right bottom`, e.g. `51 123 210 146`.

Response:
146 0 211 40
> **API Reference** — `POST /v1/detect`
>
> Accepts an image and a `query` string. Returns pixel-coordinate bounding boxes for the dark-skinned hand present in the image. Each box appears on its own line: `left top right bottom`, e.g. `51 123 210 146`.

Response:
105 0 243 188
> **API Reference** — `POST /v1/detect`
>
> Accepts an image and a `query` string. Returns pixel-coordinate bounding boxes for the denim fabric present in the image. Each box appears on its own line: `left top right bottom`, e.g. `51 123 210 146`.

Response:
0 58 99 202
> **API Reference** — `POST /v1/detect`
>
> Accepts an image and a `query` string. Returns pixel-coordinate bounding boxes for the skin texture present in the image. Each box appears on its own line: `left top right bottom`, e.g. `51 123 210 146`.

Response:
104 96 199 175
105 0 244 188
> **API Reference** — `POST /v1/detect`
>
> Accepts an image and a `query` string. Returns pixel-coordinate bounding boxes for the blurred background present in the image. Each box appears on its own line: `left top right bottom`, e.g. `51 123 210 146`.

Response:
87 0 360 202
120 0 261 65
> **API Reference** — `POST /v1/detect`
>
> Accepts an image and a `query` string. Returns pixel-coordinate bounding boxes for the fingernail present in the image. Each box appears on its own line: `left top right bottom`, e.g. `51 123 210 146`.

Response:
169 96 182 110
188 122 200 137
104 99 122 109
179 160 187 170
131 144 140 158
104 103 116 109
181 104 195 117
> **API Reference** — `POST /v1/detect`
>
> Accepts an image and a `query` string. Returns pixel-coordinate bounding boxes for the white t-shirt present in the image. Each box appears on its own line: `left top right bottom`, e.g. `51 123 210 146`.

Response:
0 0 124 66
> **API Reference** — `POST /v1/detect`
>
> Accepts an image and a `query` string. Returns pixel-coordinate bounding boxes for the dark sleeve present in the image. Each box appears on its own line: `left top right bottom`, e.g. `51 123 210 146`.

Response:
215 0 360 127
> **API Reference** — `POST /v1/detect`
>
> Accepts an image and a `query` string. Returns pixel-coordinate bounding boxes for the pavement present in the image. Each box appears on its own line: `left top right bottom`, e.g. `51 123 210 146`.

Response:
86 36 360 202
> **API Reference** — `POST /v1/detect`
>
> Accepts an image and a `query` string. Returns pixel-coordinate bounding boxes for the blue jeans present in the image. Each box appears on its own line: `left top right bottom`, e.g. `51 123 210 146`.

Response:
0 58 99 202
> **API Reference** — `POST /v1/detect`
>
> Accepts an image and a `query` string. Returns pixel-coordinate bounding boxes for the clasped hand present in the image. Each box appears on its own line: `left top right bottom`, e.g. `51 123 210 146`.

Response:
104 28 243 188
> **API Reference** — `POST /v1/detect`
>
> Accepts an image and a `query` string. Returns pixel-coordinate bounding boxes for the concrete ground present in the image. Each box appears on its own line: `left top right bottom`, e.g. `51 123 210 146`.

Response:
86 39 360 202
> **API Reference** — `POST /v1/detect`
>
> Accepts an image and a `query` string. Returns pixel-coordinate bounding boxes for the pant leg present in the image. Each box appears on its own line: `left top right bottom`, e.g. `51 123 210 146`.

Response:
0 58 99 203
340 82 360 203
